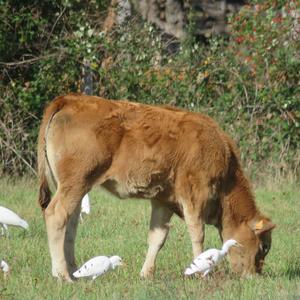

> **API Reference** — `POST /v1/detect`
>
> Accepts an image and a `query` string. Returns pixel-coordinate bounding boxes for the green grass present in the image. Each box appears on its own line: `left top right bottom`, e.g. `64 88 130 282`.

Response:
0 178 299 299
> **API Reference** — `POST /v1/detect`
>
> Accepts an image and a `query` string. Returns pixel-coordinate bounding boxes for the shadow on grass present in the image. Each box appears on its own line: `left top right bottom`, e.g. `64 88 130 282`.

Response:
266 259 300 279
284 265 300 280
283 258 300 279
0 287 15 298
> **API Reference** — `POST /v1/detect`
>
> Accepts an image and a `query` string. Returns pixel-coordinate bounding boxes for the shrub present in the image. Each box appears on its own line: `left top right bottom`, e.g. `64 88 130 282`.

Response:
0 0 299 180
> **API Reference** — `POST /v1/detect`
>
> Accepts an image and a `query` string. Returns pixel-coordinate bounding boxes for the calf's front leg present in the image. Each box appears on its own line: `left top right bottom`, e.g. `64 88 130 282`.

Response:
140 200 173 278
182 201 205 258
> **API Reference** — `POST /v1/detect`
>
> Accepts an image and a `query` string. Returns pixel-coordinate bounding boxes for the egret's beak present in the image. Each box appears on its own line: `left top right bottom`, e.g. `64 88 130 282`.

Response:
119 262 126 267
235 242 243 248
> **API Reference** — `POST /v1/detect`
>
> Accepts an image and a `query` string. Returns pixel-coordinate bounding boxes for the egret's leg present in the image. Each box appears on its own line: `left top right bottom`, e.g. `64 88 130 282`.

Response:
140 200 173 278
202 269 211 277
3 224 9 238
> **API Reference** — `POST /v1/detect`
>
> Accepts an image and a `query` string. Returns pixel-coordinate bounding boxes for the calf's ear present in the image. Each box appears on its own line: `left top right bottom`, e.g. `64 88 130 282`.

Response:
248 218 276 235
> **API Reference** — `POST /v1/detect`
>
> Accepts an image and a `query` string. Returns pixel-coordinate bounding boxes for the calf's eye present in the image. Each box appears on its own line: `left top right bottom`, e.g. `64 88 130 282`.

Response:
263 244 269 254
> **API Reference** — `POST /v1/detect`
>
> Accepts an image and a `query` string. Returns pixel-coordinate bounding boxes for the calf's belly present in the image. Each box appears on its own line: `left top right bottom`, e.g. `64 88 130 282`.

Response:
101 178 164 200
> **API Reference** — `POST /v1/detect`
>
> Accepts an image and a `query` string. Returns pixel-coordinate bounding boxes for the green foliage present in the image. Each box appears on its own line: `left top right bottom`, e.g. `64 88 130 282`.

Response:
0 0 299 177
0 0 108 175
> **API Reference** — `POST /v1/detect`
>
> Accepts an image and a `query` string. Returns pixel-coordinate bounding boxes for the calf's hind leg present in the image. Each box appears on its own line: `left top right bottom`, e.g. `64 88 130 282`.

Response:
140 200 173 278
45 187 83 281
64 202 82 276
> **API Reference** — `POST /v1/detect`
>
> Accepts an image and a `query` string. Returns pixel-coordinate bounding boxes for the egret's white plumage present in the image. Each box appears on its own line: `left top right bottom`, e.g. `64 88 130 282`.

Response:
73 255 122 280
80 194 90 221
0 206 29 236
1 260 9 273
184 239 241 277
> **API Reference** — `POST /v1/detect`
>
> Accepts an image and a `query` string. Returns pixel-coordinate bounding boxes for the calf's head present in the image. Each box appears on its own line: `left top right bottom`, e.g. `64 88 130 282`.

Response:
227 217 275 276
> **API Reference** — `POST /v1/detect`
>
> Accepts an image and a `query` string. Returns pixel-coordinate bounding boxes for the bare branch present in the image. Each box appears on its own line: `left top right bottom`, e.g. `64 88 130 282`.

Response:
0 53 58 67
45 6 67 49
0 136 37 176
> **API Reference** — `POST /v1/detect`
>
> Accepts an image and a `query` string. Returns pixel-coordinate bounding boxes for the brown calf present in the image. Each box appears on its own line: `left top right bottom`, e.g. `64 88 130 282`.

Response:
38 94 275 281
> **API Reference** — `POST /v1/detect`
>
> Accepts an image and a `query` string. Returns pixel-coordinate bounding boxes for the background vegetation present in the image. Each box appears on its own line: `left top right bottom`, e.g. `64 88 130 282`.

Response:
0 0 299 180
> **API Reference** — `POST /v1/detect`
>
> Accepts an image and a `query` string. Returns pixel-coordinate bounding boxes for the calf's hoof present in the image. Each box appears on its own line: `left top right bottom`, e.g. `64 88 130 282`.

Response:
140 267 155 279
52 270 73 283
58 273 74 283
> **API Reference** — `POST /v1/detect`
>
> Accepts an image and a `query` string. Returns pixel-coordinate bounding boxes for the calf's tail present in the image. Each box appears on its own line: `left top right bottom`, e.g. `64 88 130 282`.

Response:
37 96 66 211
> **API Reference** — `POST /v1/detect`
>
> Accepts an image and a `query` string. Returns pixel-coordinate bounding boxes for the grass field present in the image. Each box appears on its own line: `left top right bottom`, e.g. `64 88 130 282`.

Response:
0 178 299 300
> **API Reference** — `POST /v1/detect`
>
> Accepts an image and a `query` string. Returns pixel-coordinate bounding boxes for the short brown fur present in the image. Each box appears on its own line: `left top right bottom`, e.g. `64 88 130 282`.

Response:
38 94 275 281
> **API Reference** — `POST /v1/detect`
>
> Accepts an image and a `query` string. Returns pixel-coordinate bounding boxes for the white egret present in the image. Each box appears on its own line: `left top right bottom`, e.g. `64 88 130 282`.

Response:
80 194 90 221
1 260 9 273
73 255 122 280
184 239 241 277
0 206 29 236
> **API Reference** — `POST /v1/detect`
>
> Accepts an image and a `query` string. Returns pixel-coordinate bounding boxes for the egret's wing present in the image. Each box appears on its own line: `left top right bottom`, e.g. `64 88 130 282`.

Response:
94 259 111 277
193 257 214 272
185 262 200 275
191 249 221 274
185 259 212 275
194 249 220 264
185 251 216 275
